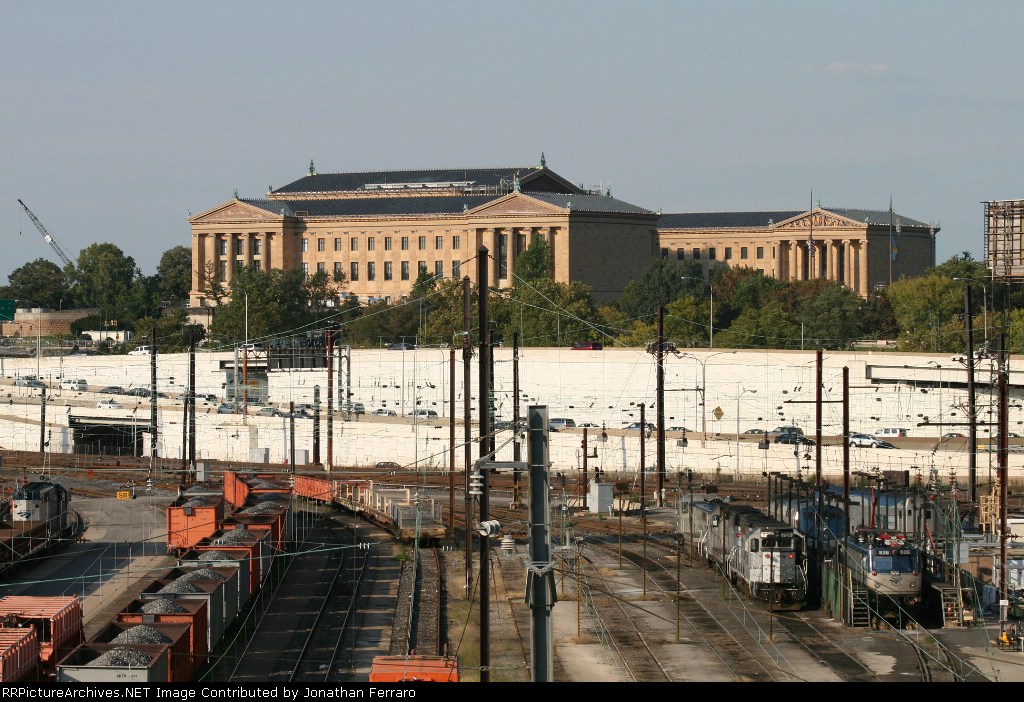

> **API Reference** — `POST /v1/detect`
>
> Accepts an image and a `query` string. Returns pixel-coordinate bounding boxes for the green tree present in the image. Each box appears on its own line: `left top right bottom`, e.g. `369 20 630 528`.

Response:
513 237 552 284
3 258 70 310
797 283 868 349
500 278 598 346
154 246 194 303
208 267 310 345
68 243 140 324
885 274 963 352
618 257 701 323
714 301 802 349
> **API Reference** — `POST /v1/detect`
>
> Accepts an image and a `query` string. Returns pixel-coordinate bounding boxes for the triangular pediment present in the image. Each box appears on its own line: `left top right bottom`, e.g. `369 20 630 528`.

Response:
775 209 862 230
188 200 283 224
466 192 566 216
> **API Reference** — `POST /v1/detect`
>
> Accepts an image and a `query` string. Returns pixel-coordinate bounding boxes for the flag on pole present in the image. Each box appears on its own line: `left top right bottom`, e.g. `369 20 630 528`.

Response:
808 191 815 258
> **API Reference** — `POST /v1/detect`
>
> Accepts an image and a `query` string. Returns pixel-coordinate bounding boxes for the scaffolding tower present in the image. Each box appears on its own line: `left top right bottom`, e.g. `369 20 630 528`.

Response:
984 199 1024 280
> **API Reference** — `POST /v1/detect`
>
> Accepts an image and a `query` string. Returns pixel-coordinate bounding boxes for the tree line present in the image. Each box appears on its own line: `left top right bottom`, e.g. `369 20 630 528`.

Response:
1 239 1015 355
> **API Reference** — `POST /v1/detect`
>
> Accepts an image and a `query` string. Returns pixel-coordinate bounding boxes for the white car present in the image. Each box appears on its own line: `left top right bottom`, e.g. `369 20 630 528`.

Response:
97 399 123 410
372 408 397 416
60 378 88 392
849 433 881 448
128 346 153 356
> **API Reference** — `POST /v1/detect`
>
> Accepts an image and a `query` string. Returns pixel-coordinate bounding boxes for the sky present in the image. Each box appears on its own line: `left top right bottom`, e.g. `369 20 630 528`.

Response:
3 1 1022 285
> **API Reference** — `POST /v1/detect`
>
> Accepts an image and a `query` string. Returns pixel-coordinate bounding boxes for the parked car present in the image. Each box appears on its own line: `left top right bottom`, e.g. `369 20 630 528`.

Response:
578 422 602 429
571 341 603 350
98 386 125 394
942 432 966 440
96 399 123 409
775 432 815 446
253 406 283 417
873 440 897 449
375 461 401 470
408 409 439 419
768 425 804 437
849 433 882 448
216 403 235 414
668 426 689 432
128 346 153 356
625 422 656 432
59 378 88 392
372 408 397 416
549 418 576 430
387 342 416 350
743 428 766 435
124 387 152 397
15 377 46 389
875 427 908 439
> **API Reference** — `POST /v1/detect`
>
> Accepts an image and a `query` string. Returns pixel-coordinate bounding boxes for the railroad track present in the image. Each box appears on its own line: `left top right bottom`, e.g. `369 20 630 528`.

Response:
225 514 368 683
391 545 445 657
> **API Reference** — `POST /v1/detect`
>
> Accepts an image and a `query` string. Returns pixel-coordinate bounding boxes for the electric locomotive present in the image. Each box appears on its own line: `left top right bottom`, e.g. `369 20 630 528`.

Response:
11 480 73 535
695 500 808 611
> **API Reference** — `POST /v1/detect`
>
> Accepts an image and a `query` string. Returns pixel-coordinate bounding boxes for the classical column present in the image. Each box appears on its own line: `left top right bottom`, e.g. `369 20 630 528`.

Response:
788 241 798 282
858 240 869 297
488 228 500 284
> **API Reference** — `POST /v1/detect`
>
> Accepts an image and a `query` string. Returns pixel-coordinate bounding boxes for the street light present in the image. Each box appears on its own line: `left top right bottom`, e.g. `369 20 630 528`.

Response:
679 350 737 447
953 277 988 346
734 384 757 481
681 276 714 348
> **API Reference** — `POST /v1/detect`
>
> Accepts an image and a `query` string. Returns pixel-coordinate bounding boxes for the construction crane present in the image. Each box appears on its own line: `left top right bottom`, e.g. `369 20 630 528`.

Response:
17 199 74 268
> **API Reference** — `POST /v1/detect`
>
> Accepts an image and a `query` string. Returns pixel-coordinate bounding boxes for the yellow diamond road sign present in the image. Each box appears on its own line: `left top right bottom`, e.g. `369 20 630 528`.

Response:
712 406 724 421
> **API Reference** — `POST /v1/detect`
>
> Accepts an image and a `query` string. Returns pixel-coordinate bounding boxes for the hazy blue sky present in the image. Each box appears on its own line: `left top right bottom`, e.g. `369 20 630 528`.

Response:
3 1 1021 285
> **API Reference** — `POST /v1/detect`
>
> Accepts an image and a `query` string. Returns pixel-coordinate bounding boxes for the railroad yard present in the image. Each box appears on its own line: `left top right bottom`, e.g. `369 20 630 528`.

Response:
3 449 1024 683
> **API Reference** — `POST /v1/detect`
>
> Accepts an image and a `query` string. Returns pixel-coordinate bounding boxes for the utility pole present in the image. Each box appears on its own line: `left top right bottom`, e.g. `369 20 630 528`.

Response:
656 306 665 507
149 330 158 474
526 405 554 682
815 348 823 605
462 276 473 597
188 335 196 481
513 332 522 506
581 428 588 511
965 285 978 517
477 246 492 683
312 385 321 465
449 345 455 541
999 360 1009 640
327 329 334 471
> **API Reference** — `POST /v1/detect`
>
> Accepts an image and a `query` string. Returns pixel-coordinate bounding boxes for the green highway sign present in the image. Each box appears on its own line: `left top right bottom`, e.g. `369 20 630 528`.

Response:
0 300 14 322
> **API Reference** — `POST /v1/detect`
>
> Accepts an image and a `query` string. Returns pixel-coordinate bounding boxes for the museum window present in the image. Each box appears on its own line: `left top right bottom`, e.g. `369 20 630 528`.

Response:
708 247 717 260
435 261 444 277
334 237 342 252
317 238 325 252
252 240 261 255
692 248 701 260
351 237 358 251
218 239 227 256
401 236 409 251
677 248 685 260
740 247 748 260
217 260 227 282
435 236 444 250
418 261 427 275
724 247 732 260
350 262 359 281
452 235 461 250
757 247 765 259
334 262 343 279
367 237 375 251
302 239 309 253
661 248 668 258
235 239 244 256
385 237 393 251
418 236 426 250
452 260 460 278
384 262 392 281
316 262 326 274
235 260 244 272
367 262 376 281
498 233 508 280
302 262 309 276
401 261 410 280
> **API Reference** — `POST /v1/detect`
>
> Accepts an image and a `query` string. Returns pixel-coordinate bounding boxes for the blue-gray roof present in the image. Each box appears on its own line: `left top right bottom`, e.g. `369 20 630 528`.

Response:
272 166 580 195
658 208 934 230
242 192 654 218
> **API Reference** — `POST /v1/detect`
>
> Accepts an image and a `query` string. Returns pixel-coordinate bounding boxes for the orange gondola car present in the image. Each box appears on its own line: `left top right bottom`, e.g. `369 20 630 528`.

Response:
368 655 459 682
